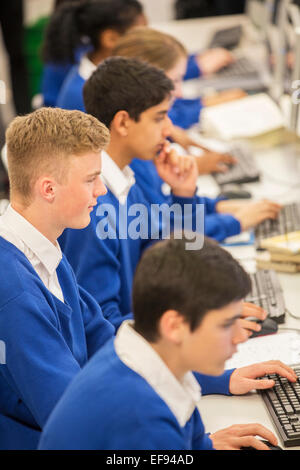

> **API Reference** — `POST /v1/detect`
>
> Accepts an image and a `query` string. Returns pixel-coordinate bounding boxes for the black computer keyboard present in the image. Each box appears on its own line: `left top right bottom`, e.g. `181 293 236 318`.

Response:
260 366 300 447
209 25 242 50
255 202 300 249
214 144 260 185
245 269 286 324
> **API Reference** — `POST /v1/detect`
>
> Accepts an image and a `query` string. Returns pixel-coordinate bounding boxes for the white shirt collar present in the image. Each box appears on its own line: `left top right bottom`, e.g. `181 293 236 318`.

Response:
115 320 202 427
0 204 62 275
78 54 97 81
101 151 135 205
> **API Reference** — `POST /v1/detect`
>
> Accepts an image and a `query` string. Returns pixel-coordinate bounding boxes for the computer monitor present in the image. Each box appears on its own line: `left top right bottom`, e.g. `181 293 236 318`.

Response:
246 0 278 35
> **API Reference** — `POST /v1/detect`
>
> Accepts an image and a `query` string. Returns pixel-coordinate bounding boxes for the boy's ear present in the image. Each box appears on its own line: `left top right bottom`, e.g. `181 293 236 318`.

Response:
99 29 121 51
159 310 186 344
37 176 57 202
112 110 131 137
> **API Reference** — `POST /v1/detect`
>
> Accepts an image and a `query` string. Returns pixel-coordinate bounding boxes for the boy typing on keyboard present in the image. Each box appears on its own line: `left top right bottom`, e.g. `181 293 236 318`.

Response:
39 235 296 450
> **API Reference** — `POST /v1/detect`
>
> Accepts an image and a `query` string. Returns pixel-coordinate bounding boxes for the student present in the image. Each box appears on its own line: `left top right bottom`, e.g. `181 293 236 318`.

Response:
41 0 238 117
39 235 297 450
0 107 114 450
60 57 280 331
41 0 146 109
111 26 243 174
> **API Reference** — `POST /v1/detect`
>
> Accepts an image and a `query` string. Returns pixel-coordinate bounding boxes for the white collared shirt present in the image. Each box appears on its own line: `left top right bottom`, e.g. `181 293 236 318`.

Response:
115 320 202 428
0 204 64 302
78 54 97 81
101 151 136 205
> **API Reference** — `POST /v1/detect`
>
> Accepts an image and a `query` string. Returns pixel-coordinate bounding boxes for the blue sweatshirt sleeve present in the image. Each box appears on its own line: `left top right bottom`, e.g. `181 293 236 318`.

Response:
78 284 115 353
0 292 85 428
56 66 86 111
41 62 73 107
173 194 241 242
168 97 203 130
194 369 236 396
184 54 202 80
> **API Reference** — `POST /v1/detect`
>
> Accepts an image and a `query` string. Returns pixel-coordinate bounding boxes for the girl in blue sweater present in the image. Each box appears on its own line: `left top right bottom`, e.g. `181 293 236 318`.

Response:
41 0 146 108
112 26 245 174
41 0 239 125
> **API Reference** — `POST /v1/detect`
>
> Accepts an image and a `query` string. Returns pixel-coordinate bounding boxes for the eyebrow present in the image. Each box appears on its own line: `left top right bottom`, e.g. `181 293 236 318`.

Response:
87 170 101 176
155 109 168 117
86 171 102 179
222 314 242 325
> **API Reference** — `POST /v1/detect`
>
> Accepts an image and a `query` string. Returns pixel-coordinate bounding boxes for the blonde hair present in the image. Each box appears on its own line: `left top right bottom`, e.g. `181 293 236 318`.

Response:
6 107 109 204
112 26 187 72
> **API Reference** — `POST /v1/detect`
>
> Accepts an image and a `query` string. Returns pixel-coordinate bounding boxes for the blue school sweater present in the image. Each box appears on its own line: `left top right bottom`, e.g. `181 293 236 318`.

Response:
0 237 114 450
56 64 85 111
169 54 203 129
130 159 241 242
185 54 202 80
59 182 207 330
39 337 233 450
42 45 90 107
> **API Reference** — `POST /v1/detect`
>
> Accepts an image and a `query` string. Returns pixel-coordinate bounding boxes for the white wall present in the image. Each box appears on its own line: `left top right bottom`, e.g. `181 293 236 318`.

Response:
140 0 175 23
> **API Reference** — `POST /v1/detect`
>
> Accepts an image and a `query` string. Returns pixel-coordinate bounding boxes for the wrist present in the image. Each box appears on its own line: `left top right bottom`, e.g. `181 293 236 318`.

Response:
171 187 196 198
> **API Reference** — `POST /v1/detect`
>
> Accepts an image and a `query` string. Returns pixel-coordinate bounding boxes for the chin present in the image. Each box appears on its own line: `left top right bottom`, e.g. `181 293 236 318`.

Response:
69 217 91 230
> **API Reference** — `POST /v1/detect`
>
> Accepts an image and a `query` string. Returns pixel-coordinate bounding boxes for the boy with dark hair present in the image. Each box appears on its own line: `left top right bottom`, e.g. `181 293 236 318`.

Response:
39 236 296 450
0 107 114 449
60 56 279 332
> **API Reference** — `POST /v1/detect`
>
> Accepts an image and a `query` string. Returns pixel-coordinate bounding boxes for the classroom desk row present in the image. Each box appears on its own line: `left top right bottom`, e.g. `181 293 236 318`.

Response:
151 13 300 450
197 132 300 450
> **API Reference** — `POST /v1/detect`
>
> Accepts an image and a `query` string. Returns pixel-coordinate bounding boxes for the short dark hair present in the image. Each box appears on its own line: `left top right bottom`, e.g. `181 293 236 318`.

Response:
83 56 174 128
132 235 251 342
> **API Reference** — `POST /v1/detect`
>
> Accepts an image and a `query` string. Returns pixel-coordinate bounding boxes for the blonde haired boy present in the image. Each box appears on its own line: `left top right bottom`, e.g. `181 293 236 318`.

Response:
0 107 114 449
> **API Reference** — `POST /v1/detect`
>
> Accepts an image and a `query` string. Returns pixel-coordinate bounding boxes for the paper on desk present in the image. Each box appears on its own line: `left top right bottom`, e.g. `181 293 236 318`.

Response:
201 93 284 140
222 231 254 246
225 331 300 369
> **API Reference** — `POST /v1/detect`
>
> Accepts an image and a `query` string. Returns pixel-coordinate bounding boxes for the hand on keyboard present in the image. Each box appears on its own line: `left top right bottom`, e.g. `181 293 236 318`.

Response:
210 423 278 450
234 200 282 231
216 199 249 214
196 47 234 75
203 88 247 107
196 150 237 175
229 361 297 395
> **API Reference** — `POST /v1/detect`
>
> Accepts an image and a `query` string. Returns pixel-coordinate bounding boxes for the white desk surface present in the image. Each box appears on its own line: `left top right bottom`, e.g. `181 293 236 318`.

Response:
195 136 300 450
151 14 300 450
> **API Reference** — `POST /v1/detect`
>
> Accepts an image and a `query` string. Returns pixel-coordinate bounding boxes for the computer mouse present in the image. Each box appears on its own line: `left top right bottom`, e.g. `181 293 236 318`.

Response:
218 184 252 199
241 439 282 450
250 317 278 338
